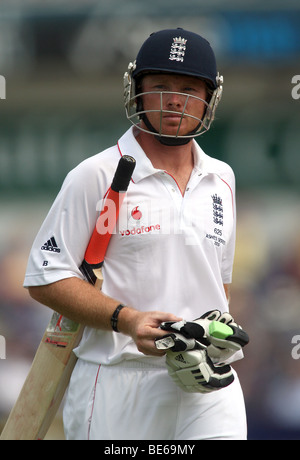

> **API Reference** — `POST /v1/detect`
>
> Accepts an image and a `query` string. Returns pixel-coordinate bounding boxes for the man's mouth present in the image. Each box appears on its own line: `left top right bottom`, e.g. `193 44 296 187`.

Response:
163 112 184 119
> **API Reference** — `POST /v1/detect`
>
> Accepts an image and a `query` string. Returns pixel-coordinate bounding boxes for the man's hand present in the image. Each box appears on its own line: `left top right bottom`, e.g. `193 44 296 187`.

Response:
120 309 183 356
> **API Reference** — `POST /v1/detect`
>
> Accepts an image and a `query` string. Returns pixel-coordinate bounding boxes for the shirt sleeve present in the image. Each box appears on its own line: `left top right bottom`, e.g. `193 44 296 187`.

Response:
23 157 107 287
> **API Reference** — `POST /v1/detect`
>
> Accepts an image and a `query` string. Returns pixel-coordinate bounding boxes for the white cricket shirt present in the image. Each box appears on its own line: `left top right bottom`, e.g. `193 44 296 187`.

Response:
24 126 237 366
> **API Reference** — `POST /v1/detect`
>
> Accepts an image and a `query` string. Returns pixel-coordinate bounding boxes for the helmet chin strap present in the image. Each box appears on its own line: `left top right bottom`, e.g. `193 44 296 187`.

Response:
141 113 196 146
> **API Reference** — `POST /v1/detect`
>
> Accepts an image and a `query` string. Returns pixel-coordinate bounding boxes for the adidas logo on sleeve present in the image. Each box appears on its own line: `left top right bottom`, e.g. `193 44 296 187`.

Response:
41 236 61 253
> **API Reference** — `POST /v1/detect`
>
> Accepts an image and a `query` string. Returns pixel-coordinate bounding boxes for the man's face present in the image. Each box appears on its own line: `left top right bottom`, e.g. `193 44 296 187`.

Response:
140 73 208 137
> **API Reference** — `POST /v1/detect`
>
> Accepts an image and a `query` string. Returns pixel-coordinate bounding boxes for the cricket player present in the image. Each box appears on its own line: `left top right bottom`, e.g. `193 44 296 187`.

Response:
24 28 249 440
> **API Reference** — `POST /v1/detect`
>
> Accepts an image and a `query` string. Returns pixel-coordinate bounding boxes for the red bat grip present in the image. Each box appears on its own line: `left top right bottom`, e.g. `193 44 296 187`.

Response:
84 188 125 267
80 156 135 283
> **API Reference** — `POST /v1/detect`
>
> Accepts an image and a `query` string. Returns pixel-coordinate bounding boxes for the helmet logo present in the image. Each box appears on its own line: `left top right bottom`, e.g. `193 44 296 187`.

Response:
169 36 187 63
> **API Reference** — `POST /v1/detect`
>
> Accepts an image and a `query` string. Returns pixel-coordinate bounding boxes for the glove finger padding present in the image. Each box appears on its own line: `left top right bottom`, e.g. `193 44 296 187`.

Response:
160 309 226 341
160 310 222 347
160 310 249 365
206 321 249 364
165 348 234 394
155 333 204 352
160 319 206 343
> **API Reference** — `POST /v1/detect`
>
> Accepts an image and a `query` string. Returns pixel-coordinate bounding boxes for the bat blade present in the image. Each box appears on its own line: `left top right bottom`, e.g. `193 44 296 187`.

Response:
0 155 135 440
1 314 83 440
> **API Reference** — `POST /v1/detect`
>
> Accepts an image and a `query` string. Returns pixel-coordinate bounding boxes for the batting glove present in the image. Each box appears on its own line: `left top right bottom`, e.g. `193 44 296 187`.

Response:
157 310 249 365
162 346 234 394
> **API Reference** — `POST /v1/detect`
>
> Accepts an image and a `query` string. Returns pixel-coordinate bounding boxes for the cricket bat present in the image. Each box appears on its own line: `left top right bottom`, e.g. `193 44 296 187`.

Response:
0 155 136 440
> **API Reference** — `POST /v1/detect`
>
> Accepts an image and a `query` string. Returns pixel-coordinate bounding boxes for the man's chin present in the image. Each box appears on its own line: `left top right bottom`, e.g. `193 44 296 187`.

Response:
158 123 189 137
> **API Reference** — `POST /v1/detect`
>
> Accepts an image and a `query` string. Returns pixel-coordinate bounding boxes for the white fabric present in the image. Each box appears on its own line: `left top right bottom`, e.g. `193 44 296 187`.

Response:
24 126 237 366
63 358 247 440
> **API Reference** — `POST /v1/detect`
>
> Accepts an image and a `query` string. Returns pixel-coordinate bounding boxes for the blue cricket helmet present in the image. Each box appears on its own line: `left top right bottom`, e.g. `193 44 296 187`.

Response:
132 28 218 90
124 28 223 144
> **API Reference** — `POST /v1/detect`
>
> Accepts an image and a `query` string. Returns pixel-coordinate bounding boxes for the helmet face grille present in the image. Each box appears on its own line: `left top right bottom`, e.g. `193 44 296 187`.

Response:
126 90 211 139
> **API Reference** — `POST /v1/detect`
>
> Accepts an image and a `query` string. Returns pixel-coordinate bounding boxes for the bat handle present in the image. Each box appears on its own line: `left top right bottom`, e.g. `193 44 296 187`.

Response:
80 259 103 286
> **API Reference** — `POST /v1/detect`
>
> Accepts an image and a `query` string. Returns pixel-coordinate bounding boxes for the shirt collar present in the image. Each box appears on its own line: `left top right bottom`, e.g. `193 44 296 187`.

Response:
117 127 159 183
117 127 215 183
192 140 217 176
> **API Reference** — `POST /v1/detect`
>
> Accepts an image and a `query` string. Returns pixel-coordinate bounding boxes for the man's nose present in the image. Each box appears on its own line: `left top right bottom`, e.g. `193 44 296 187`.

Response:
164 92 186 108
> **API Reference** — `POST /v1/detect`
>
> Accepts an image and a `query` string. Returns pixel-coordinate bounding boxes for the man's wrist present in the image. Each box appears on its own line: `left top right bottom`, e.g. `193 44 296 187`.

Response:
111 304 127 332
112 305 140 337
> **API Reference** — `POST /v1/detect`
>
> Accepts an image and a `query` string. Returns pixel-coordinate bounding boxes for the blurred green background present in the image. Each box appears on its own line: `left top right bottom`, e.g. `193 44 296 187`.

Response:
1 0 300 440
